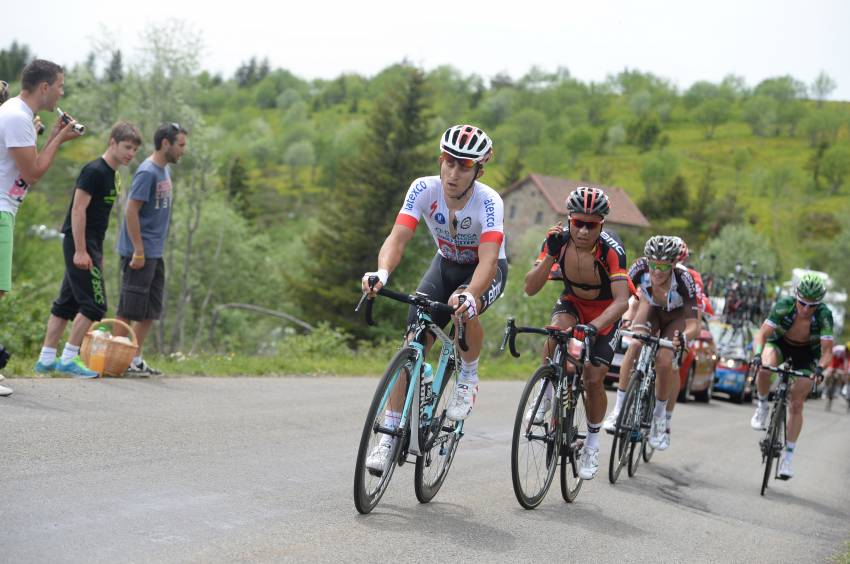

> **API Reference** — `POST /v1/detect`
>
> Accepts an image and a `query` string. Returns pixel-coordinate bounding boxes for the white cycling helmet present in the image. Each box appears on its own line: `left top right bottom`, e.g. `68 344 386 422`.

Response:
440 125 493 165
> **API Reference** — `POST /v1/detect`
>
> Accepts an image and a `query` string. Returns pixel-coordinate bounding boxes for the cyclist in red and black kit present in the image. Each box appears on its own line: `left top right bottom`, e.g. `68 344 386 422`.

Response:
524 187 630 480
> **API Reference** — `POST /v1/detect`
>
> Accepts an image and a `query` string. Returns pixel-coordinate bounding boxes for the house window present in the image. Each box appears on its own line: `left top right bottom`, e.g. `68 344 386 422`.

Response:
535 211 543 224
509 205 516 219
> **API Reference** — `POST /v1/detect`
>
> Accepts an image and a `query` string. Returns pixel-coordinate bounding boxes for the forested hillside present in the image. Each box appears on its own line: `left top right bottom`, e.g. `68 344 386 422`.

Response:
2 26 848 357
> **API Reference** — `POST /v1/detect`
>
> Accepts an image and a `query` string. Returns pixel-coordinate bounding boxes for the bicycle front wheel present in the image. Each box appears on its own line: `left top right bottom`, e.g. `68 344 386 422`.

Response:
415 358 460 503
631 386 656 474
760 402 784 496
609 373 639 484
511 366 561 509
560 384 587 503
353 347 415 514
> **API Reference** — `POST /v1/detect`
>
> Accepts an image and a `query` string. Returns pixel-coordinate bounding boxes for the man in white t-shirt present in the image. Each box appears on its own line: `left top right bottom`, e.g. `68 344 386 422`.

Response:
0 59 81 397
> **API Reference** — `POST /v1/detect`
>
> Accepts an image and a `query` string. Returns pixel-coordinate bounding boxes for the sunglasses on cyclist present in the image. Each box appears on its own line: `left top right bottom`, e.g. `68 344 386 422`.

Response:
796 298 821 308
649 261 673 272
569 217 604 230
440 152 477 169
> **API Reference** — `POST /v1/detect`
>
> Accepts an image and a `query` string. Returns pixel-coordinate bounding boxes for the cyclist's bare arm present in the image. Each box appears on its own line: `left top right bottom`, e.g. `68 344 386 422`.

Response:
684 318 700 342
752 322 776 353
589 278 630 330
524 254 555 296
464 241 499 301
818 339 834 371
363 224 414 294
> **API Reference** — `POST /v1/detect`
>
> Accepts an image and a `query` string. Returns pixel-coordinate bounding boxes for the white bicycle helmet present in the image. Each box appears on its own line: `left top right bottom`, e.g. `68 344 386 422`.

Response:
440 125 493 164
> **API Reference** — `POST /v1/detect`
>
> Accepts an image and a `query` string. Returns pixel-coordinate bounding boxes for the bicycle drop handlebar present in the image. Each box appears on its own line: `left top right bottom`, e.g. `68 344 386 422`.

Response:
500 317 601 367
355 277 468 352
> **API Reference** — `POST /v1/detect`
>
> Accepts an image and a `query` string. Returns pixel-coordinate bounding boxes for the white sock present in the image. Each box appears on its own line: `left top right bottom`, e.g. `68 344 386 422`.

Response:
460 358 479 385
60 344 80 363
133 355 143 366
39 347 57 366
784 441 796 460
586 421 602 450
613 389 626 413
653 399 668 419
382 410 401 431
757 394 769 409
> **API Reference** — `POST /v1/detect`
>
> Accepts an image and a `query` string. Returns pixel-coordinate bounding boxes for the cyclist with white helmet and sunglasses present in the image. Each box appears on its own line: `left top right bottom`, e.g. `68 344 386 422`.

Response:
524 186 631 480
361 125 508 472
604 235 700 451
750 273 834 479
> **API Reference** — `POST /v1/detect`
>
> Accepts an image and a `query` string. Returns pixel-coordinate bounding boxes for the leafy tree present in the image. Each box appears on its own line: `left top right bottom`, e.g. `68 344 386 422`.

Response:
639 150 678 198
0 41 32 82
821 144 850 194
283 140 316 187
701 224 778 279
811 71 836 107
695 98 732 139
753 76 807 135
564 126 593 166
627 113 661 152
289 66 432 338
742 95 778 136
802 106 843 147
105 50 123 83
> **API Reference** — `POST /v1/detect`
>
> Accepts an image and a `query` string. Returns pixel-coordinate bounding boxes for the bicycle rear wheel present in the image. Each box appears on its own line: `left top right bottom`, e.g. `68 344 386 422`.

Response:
415 359 460 503
609 373 639 484
635 388 657 469
353 347 415 514
511 366 561 509
760 402 784 496
560 384 587 503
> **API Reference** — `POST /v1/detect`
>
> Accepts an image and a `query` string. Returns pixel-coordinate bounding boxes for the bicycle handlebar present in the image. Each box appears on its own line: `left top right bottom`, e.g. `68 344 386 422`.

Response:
500 317 600 367
750 362 811 380
355 278 467 351
620 329 685 365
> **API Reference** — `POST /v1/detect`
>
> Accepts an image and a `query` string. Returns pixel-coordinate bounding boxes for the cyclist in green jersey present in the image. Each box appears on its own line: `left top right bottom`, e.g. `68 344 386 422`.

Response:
750 273 834 479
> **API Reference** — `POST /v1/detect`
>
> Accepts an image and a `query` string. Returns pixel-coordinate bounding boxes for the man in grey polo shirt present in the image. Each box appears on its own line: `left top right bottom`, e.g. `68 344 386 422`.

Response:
116 122 187 376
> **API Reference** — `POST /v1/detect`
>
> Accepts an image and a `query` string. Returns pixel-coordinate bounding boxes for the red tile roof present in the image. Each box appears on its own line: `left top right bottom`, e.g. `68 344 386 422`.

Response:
501 173 651 228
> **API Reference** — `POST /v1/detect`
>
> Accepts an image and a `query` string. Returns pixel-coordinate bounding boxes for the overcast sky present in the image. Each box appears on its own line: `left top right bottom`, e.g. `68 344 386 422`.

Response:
5 0 849 100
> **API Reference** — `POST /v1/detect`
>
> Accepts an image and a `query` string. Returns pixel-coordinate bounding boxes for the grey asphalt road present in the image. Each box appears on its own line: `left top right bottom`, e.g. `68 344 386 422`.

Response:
2 376 848 563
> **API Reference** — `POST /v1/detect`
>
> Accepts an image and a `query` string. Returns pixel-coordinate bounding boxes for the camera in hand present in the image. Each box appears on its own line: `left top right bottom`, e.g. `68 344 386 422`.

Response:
56 107 85 135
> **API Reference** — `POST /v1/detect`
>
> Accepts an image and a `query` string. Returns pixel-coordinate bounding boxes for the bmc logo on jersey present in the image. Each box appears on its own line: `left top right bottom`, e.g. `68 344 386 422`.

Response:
434 213 446 225
600 231 625 256
403 180 428 212
483 198 496 228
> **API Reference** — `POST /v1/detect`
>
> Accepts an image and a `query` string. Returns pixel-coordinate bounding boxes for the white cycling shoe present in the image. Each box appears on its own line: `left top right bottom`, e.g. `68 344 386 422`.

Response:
577 446 599 480
365 436 396 477
778 455 794 480
602 410 620 434
526 396 552 425
750 404 769 430
447 381 478 422
648 415 667 449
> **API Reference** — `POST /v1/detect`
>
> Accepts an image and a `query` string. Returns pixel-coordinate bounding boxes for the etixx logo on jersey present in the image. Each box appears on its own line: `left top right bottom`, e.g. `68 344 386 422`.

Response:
434 213 446 225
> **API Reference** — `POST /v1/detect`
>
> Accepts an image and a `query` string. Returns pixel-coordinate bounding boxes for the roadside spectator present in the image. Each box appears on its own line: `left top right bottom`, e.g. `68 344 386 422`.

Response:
114 122 188 376
0 60 82 396
34 122 142 377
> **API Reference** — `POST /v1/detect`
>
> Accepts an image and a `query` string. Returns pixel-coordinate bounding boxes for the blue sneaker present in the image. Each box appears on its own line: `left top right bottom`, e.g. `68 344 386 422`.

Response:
34 360 58 374
57 356 99 379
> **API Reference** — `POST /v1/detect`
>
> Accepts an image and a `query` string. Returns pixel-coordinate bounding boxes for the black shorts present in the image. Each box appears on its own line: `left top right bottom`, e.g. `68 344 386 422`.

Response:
406 253 508 329
551 300 621 366
766 337 817 372
51 235 108 321
117 257 165 321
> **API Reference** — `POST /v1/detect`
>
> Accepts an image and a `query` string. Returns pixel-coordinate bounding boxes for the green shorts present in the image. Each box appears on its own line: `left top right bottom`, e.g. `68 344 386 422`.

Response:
0 212 14 292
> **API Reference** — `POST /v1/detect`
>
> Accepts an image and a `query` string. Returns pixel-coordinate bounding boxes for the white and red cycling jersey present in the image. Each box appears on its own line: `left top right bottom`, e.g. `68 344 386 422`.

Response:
831 345 847 371
395 176 506 265
676 264 714 315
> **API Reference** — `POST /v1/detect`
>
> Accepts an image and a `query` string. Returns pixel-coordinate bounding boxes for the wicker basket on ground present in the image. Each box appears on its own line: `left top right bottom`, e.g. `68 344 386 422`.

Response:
80 318 139 377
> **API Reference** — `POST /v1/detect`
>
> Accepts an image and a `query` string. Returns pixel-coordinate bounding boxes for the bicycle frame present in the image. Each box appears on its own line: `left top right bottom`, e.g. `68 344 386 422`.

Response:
381 313 460 456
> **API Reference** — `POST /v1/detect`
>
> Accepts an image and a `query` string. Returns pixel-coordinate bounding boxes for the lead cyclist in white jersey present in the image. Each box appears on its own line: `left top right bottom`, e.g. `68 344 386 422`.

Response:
361 125 508 472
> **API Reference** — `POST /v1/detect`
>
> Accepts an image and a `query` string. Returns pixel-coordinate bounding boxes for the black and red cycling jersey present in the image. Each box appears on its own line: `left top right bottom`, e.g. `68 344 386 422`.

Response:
535 227 631 335
535 227 630 300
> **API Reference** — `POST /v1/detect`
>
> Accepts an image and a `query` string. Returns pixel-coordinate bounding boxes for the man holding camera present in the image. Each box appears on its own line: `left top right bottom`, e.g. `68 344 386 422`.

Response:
0 59 82 396
34 122 142 378
113 123 188 376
